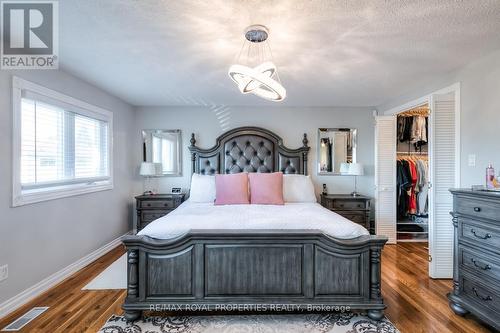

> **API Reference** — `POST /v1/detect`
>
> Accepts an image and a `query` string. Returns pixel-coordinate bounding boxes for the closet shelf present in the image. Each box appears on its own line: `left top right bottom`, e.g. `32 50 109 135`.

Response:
397 221 428 226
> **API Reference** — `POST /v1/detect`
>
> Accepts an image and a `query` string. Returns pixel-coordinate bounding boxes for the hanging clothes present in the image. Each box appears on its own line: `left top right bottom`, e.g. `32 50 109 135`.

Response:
407 160 418 215
411 116 427 146
417 159 429 215
396 157 429 218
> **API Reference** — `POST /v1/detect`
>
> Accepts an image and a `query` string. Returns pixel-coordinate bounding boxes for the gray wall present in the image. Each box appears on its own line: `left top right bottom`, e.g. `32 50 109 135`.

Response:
134 106 375 198
0 70 136 305
378 48 500 187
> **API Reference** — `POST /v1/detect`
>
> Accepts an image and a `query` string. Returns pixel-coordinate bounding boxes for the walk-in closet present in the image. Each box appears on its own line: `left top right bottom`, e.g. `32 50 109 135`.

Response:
375 85 459 278
396 106 429 242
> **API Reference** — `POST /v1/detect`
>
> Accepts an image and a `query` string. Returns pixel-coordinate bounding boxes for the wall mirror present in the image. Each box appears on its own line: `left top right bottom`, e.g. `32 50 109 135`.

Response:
142 129 182 176
317 128 357 175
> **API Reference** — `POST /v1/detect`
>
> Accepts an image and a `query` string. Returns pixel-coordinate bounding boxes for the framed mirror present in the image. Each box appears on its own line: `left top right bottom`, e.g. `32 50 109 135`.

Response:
317 128 357 175
142 129 182 176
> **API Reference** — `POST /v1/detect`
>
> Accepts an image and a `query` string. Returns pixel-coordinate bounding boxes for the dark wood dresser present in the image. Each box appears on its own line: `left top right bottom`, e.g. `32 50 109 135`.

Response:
320 194 371 231
449 189 500 331
135 194 185 232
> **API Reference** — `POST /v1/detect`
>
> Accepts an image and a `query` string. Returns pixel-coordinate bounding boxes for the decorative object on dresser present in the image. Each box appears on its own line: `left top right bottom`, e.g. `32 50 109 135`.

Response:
139 162 162 195
448 189 500 331
348 163 364 197
320 194 371 231
135 194 185 232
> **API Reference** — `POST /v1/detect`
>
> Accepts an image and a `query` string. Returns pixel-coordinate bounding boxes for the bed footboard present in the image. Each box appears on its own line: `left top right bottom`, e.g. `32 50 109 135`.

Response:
122 230 387 321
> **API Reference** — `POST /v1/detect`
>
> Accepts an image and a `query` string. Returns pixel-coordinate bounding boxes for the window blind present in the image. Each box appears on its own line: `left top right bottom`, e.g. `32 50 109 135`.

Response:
20 97 110 190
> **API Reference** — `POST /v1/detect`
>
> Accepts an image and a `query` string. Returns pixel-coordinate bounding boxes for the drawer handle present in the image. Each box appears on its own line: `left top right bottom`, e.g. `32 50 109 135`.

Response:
473 207 481 212
470 228 491 240
146 203 151 207
472 287 492 301
470 258 492 270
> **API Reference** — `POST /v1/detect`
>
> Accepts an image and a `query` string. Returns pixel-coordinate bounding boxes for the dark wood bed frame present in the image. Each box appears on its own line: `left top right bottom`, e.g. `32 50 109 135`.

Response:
122 127 388 321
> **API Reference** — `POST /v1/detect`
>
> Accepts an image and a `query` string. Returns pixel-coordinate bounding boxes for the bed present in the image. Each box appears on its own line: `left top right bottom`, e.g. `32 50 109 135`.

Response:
122 126 388 321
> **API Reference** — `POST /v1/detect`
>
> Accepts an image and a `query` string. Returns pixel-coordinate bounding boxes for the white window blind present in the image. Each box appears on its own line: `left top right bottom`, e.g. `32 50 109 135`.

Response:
20 98 109 190
13 77 113 206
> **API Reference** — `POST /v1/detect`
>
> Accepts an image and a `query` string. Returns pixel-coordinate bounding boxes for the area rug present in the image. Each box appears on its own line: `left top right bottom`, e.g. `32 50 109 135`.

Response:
99 313 399 333
83 254 127 290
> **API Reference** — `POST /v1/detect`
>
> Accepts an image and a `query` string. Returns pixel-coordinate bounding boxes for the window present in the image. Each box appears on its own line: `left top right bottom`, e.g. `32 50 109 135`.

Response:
12 77 113 206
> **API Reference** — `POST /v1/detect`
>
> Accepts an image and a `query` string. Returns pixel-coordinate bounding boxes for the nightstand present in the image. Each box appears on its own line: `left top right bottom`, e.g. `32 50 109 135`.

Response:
320 194 371 232
135 193 185 232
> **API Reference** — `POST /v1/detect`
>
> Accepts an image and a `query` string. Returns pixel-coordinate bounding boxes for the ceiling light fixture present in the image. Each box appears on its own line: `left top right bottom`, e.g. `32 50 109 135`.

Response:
228 25 286 102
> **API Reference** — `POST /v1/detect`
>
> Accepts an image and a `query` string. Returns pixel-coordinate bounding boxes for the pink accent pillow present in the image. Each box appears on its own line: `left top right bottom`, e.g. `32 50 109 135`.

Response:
248 172 284 205
215 173 250 205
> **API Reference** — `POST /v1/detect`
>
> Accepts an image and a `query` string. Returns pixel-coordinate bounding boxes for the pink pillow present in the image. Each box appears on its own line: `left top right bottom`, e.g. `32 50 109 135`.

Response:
215 173 250 205
248 172 284 205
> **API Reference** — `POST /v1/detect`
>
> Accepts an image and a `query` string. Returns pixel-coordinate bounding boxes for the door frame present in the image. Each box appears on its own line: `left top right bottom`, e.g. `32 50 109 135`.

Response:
381 82 461 278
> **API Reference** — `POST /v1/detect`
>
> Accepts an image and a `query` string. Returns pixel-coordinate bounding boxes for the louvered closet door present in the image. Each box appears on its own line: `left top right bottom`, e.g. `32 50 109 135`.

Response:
375 116 397 244
429 92 459 278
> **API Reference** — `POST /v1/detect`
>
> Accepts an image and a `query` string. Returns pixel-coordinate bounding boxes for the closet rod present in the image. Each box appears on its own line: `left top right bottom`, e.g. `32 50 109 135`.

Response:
398 106 430 117
396 151 428 155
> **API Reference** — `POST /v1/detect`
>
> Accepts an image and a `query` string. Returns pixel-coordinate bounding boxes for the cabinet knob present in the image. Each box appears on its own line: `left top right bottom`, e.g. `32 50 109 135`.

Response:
473 207 481 212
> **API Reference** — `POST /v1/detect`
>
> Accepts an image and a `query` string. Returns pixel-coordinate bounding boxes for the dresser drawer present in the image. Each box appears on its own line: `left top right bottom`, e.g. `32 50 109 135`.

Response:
460 219 500 250
461 273 500 314
337 212 367 226
460 246 500 284
456 196 500 221
139 200 174 209
332 201 367 210
141 210 169 222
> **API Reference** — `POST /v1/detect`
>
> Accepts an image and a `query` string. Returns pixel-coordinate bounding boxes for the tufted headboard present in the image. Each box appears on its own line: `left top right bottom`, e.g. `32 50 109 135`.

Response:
189 127 310 175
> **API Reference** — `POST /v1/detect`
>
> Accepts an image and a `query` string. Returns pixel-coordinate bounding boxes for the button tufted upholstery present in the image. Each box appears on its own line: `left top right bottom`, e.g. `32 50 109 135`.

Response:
189 127 310 176
278 155 300 174
224 135 274 173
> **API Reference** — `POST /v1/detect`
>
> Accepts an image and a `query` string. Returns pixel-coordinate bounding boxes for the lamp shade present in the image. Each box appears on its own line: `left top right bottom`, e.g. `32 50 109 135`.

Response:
140 162 157 176
339 163 350 174
349 163 364 176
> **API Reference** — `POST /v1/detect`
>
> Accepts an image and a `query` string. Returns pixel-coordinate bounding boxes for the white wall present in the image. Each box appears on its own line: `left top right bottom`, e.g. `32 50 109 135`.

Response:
134 106 375 200
377 48 500 187
0 70 136 306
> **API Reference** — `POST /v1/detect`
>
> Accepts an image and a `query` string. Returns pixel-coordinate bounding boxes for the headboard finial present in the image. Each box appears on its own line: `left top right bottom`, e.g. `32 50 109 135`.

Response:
190 133 196 146
302 133 309 147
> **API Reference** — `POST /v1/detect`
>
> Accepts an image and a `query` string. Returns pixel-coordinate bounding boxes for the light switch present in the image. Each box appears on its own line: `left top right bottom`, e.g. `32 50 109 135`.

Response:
468 154 476 167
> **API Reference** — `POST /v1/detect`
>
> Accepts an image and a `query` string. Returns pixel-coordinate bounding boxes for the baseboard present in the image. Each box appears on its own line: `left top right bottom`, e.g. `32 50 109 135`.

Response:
0 231 131 319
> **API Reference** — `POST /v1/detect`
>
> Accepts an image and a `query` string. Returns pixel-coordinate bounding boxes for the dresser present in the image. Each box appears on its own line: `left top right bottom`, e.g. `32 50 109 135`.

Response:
449 189 500 331
320 194 371 232
135 194 185 232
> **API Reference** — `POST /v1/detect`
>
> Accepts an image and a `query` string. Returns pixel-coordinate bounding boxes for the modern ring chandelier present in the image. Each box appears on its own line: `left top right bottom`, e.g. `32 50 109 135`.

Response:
228 25 286 102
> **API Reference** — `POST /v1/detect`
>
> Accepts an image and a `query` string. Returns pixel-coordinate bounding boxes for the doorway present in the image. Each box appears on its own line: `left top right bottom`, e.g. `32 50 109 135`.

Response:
375 83 460 278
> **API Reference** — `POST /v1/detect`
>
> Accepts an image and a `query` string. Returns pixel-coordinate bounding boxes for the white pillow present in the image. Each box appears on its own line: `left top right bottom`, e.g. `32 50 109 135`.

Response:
283 174 317 203
189 174 216 203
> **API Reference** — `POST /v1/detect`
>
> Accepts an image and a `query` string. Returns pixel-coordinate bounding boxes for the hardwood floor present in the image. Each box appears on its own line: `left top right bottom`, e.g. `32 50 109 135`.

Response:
0 243 494 332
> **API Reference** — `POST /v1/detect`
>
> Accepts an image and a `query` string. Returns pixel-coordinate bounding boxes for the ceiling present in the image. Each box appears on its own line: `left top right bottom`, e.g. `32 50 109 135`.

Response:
60 0 500 107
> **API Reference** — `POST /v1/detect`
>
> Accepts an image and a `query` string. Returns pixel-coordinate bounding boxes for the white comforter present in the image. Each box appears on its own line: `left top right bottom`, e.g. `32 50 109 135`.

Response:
138 201 369 240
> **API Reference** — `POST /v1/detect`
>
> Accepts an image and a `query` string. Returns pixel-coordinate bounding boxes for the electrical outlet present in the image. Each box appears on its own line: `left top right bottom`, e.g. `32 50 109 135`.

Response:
0 264 8 282
468 154 476 167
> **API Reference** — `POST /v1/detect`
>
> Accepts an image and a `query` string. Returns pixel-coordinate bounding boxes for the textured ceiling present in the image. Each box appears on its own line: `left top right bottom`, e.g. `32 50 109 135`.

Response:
60 0 500 107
